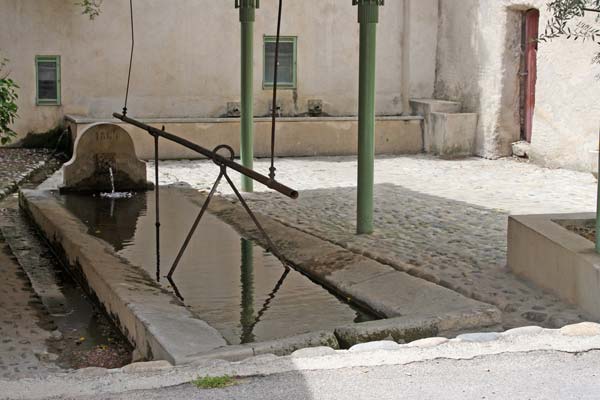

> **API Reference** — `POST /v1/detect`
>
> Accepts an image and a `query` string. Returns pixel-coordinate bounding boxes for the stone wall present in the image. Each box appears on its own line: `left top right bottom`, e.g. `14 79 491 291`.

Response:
0 0 438 141
435 0 600 171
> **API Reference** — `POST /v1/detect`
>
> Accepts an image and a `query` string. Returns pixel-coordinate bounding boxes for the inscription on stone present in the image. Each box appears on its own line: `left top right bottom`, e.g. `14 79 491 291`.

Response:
61 123 151 193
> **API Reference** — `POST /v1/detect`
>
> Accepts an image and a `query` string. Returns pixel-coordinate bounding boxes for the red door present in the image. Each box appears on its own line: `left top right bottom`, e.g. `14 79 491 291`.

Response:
523 9 539 143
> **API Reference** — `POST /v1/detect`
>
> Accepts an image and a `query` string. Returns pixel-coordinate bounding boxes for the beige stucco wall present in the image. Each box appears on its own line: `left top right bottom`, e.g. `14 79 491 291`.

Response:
0 0 438 141
66 116 423 160
435 0 600 171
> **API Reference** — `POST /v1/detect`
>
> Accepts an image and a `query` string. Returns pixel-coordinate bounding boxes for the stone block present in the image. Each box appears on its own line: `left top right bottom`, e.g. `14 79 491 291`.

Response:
560 322 600 337
410 99 462 152
61 123 151 193
430 112 478 158
508 213 600 320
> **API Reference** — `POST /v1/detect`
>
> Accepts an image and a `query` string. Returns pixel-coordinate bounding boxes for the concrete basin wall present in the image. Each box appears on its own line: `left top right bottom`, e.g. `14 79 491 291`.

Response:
508 213 600 320
65 115 424 160
19 189 228 365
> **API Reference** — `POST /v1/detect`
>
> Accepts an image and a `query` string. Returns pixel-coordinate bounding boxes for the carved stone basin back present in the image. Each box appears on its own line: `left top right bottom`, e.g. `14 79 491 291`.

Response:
62 123 151 193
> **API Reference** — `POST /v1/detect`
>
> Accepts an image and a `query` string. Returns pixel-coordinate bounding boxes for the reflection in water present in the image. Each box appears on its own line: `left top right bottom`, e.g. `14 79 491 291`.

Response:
59 188 375 344
240 239 255 344
62 193 147 252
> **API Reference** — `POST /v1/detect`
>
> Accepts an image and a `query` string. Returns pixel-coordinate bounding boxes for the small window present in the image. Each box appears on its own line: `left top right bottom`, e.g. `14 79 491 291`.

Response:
36 56 61 105
263 36 297 89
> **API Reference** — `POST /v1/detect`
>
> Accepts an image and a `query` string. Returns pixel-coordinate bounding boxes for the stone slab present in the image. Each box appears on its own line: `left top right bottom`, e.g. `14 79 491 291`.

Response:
334 308 501 348
19 189 227 365
189 191 502 335
430 112 478 158
508 213 600 320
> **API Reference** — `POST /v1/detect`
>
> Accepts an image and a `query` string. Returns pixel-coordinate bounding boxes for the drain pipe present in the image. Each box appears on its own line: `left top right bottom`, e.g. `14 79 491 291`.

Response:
354 0 383 235
236 0 259 192
401 0 411 115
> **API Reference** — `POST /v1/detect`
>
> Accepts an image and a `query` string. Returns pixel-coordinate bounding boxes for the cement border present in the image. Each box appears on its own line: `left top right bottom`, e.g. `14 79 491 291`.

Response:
2 322 600 400
508 213 600 320
19 189 228 365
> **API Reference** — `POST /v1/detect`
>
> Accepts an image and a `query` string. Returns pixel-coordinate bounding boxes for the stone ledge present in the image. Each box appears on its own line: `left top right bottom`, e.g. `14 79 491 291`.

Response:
185 190 502 338
3 322 600 400
508 213 600 319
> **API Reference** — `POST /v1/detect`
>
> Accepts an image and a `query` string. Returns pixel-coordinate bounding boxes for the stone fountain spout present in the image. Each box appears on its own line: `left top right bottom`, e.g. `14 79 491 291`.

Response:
60 123 153 193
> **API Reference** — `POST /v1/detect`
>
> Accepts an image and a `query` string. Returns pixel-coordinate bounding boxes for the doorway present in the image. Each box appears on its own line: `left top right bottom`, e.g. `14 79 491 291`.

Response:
520 9 539 142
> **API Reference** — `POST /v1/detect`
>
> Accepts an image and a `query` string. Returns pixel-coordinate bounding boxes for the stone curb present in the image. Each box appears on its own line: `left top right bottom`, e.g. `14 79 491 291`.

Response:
2 322 600 400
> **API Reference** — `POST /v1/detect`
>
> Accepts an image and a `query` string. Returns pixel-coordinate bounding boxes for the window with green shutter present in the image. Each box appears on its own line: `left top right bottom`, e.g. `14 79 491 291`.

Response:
263 36 297 89
36 56 61 105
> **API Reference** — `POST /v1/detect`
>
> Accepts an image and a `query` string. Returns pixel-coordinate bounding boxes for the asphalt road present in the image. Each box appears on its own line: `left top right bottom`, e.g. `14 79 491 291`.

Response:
68 349 600 400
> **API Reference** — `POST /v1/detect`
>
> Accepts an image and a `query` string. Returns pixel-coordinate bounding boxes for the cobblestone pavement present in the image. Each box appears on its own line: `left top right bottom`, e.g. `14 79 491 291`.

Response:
149 155 598 329
0 148 52 200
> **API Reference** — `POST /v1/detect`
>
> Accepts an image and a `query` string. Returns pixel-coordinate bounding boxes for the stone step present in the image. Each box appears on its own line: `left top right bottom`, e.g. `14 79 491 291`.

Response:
410 98 463 115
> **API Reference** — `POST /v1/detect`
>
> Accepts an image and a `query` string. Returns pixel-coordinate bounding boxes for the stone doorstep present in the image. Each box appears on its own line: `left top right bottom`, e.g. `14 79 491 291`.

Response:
508 213 600 320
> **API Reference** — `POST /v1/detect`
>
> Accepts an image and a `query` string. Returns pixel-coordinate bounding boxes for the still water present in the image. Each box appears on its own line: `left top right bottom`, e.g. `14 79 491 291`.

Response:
58 188 373 345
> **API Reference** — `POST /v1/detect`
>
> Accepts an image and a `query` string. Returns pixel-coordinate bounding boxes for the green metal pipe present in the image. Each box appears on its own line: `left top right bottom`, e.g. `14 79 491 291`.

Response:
238 1 258 192
355 0 381 235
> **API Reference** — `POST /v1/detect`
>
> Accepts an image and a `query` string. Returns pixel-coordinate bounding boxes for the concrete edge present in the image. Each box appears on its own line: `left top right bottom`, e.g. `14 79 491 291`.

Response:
18 189 228 365
3 322 600 400
64 114 424 124
190 191 501 330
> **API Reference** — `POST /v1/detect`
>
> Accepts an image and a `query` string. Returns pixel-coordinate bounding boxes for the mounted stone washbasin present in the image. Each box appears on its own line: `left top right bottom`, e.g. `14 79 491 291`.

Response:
60 123 153 193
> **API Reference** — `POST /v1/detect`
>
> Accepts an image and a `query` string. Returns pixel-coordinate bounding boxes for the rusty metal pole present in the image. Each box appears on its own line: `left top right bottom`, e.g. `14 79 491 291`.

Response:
354 0 383 235
237 0 259 192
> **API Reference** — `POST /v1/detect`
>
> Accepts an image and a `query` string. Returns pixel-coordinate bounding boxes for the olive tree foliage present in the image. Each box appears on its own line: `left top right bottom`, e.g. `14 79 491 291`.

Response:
76 0 103 20
539 0 600 65
0 57 18 145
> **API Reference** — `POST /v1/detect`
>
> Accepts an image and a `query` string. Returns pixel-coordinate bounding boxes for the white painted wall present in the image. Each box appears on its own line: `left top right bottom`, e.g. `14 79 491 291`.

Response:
435 0 600 171
0 0 438 140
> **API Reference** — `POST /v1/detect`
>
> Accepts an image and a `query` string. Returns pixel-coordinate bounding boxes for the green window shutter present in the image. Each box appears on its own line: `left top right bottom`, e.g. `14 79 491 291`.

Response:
263 36 297 89
36 55 61 106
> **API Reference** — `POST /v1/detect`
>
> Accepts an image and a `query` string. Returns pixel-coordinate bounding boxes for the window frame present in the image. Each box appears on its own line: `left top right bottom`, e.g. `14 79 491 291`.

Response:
35 55 61 106
262 36 297 90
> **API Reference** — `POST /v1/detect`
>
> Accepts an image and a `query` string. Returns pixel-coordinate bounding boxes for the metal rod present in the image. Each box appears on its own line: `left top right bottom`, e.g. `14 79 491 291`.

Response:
122 0 135 116
113 112 299 199
155 129 161 282
224 171 287 263
166 169 225 278
269 0 283 180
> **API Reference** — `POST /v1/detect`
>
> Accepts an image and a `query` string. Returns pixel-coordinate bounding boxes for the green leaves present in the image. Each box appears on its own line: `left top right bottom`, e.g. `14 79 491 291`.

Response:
0 58 19 145
75 0 103 20
539 0 600 68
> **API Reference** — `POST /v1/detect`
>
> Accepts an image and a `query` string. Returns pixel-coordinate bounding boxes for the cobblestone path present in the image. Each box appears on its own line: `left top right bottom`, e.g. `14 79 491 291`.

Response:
0 148 51 200
150 156 597 329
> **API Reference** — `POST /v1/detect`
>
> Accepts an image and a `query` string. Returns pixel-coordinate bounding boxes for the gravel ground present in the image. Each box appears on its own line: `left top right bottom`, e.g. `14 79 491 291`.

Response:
148 155 597 328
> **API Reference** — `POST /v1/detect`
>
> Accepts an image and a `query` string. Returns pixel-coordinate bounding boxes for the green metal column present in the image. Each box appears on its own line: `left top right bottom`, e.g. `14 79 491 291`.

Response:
354 0 383 235
237 0 259 192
